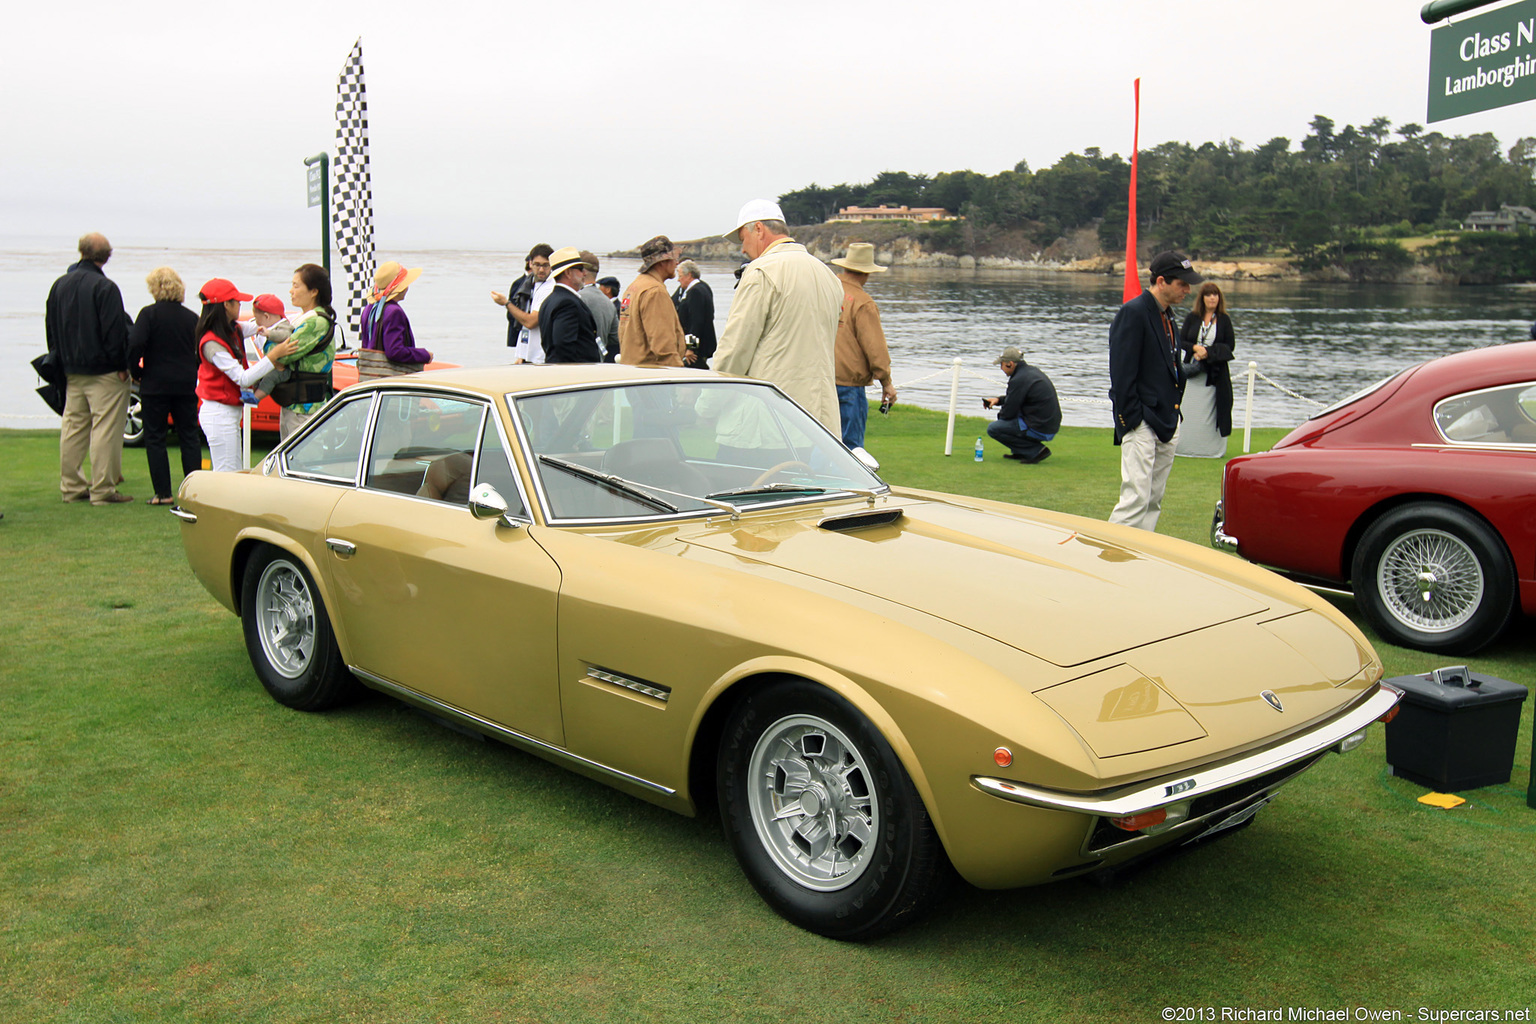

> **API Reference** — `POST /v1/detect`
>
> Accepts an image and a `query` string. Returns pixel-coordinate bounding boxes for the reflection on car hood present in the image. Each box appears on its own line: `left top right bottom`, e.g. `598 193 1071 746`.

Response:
682 498 1288 668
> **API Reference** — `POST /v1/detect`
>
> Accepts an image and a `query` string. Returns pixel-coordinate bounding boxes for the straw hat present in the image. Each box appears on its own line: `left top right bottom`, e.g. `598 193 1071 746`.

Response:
830 243 887 275
373 261 423 301
549 247 591 276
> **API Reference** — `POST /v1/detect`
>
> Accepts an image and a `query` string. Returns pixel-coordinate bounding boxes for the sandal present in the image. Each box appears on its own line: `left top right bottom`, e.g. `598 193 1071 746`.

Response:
146 496 175 506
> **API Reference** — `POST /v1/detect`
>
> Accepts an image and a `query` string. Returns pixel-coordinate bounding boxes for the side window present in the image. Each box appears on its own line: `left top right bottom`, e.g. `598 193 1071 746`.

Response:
1435 383 1536 445
283 397 371 481
367 394 486 499
474 422 529 519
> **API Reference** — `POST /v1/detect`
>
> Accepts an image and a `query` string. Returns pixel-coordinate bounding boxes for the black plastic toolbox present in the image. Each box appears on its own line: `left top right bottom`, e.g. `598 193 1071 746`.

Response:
1384 667 1527 792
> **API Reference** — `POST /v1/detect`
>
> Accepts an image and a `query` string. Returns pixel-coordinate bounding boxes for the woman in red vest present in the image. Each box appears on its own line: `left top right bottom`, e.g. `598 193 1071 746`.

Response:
195 278 297 472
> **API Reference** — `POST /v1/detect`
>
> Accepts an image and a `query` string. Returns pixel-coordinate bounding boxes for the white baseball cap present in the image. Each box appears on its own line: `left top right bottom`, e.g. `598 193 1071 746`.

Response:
726 199 786 239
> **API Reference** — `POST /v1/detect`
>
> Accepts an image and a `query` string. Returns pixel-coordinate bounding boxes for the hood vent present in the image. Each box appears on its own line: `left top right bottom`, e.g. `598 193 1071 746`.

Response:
817 508 906 532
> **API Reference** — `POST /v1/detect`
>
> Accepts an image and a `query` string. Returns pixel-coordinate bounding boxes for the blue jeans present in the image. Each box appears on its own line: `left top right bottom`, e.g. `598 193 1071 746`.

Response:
837 385 868 448
986 418 1052 459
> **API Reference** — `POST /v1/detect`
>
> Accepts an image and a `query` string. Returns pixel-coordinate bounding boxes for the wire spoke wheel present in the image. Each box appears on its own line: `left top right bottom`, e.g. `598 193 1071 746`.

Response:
1376 528 1483 633
747 714 879 891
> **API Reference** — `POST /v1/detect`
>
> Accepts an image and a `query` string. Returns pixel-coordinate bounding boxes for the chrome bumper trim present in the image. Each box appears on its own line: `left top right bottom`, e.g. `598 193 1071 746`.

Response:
974 686 1400 817
352 667 677 797
1210 500 1238 551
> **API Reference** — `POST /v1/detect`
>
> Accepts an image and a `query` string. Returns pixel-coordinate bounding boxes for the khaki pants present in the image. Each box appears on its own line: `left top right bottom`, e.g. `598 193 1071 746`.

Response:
1109 421 1179 532
60 372 131 502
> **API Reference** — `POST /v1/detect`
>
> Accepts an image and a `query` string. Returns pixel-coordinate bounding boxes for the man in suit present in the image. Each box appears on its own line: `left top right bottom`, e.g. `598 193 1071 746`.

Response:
674 260 716 368
538 248 601 364
576 250 620 363
1108 250 1202 531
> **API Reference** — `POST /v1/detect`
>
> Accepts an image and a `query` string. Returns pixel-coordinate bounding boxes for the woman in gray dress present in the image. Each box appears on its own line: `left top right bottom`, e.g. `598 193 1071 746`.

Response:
1176 283 1236 458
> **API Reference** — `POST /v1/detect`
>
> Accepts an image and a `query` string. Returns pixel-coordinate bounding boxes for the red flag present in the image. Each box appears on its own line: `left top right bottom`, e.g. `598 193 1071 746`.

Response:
1122 78 1141 303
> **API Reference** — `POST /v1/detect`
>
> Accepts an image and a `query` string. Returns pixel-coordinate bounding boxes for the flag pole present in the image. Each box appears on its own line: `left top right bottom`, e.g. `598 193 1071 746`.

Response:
1123 78 1141 303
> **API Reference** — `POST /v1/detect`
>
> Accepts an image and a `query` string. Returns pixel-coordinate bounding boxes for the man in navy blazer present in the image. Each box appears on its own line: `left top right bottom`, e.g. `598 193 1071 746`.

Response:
1108 250 1202 531
539 248 602 364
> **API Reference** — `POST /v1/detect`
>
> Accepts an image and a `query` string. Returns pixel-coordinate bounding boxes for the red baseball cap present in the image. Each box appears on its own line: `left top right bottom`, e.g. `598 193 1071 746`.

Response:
252 293 285 317
200 278 253 304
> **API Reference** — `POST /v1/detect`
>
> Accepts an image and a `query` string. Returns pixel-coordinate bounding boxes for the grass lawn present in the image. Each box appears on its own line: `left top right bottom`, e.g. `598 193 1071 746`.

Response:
2 410 1533 1023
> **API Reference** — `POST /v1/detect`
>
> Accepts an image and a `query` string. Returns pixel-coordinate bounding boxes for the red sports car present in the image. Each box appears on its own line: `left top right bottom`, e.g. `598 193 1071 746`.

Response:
1212 341 1536 654
126 351 458 444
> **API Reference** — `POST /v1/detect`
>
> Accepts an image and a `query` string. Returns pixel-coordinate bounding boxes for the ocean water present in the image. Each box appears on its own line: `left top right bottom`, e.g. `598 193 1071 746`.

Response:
4 243 1532 432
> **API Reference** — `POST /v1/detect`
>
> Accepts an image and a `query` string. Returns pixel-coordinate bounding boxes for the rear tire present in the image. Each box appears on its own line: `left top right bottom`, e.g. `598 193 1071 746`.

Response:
240 544 358 710
718 680 952 940
1351 503 1514 653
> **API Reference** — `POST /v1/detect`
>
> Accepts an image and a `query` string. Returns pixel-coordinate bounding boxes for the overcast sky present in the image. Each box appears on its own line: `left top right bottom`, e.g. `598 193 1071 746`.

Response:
4 0 1532 254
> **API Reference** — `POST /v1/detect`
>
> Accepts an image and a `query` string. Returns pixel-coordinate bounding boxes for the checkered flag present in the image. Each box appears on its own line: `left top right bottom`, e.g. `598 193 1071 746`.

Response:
333 38 374 341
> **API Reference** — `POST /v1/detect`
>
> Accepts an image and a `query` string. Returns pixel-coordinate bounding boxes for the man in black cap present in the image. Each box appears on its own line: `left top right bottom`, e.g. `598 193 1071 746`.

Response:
983 346 1060 464
1107 250 1202 531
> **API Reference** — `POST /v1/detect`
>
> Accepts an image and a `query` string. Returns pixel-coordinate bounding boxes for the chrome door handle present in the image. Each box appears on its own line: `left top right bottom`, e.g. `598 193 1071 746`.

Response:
325 538 357 558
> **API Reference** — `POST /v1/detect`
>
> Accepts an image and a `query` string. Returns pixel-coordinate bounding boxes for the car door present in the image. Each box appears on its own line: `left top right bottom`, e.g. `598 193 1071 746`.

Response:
322 391 565 744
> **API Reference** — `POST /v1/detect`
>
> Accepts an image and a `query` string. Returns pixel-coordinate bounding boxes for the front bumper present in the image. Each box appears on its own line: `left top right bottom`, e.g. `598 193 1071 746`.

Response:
1211 499 1239 551
973 685 1400 818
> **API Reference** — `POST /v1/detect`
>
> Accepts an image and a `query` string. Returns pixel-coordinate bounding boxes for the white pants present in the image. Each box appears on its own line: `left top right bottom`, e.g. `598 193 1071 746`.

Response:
1109 421 1179 532
199 400 245 473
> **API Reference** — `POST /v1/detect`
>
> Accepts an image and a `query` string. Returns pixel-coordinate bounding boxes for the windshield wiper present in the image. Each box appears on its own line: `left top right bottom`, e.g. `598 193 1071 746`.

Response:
706 483 829 500
538 455 680 513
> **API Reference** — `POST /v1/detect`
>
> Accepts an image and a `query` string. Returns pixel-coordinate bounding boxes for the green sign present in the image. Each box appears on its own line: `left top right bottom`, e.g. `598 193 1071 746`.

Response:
1428 0 1536 121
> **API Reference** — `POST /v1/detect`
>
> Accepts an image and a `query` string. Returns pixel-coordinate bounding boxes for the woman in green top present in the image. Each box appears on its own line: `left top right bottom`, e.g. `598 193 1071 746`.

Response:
277 263 338 440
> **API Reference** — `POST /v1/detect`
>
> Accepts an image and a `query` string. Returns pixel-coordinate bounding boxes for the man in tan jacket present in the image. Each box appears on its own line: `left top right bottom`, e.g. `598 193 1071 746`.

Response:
831 242 897 449
714 199 844 433
618 235 686 367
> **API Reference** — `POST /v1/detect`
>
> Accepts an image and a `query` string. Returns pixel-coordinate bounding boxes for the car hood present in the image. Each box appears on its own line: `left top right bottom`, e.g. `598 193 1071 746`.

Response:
682 497 1301 668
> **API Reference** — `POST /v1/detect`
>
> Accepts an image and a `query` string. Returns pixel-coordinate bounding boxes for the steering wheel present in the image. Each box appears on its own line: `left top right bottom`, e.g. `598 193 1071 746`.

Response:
749 461 812 488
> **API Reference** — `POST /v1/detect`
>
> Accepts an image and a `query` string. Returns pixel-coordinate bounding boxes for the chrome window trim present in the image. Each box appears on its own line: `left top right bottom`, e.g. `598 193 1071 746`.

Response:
352 667 676 797
1430 379 1536 446
1409 441 1536 452
505 379 889 527
278 392 377 486
974 685 1400 817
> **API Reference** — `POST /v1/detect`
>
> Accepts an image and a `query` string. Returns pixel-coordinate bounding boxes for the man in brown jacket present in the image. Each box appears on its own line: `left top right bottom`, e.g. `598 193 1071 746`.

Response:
618 235 686 367
831 243 897 449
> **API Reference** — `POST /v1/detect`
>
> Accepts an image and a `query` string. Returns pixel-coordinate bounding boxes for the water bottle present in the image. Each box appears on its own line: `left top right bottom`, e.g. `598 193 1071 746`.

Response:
974 438 984 462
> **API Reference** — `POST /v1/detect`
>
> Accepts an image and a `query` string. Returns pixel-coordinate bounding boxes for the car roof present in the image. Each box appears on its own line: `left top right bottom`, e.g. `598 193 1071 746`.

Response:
351 363 736 398
1404 341 1536 398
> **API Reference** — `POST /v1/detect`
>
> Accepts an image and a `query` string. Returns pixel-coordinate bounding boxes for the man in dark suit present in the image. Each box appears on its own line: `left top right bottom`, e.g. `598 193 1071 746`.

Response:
674 260 716 369
1107 250 1201 531
539 248 601 364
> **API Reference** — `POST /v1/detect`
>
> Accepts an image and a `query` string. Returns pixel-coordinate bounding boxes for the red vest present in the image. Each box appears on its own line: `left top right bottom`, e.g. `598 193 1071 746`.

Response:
196 331 247 406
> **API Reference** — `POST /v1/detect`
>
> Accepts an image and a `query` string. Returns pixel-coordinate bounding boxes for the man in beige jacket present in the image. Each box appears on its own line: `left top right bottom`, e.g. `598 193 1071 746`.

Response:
713 199 844 433
618 235 686 367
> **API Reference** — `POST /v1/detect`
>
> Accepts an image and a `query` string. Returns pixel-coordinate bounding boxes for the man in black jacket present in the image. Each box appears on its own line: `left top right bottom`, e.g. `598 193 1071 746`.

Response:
983 347 1061 464
1107 250 1201 531
674 260 716 368
491 243 553 361
539 248 601 364
45 232 134 505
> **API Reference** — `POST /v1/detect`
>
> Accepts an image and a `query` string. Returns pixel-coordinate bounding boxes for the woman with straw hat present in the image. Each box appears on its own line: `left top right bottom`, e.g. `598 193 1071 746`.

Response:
358 260 433 382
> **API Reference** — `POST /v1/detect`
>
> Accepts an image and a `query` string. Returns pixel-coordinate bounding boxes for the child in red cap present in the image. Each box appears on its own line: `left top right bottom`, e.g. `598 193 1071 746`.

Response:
244 293 293 405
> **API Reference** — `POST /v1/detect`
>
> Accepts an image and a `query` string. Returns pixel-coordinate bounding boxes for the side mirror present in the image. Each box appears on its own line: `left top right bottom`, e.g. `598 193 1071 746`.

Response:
469 482 510 521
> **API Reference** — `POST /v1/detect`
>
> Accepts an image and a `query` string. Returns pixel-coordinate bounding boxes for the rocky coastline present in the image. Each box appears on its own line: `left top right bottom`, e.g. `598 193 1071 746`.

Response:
614 224 1462 285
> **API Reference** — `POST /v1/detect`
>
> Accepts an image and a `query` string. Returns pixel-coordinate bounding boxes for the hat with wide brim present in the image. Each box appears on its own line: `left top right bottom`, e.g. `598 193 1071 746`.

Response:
200 278 253 304
549 246 592 276
830 242 887 274
726 199 786 240
373 261 423 300
637 235 678 273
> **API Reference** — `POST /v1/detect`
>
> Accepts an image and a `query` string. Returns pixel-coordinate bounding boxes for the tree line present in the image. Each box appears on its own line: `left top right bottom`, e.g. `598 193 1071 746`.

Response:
777 116 1536 280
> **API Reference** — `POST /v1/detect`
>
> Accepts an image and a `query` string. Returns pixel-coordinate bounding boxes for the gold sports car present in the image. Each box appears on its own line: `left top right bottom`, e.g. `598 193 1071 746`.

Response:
174 365 1401 940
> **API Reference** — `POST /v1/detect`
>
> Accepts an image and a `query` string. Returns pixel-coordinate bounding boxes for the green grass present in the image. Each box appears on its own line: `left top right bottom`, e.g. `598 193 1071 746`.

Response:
2 413 1533 1023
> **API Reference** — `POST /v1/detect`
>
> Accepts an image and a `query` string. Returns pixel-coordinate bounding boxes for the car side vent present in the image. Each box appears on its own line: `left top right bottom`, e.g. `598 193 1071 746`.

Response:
588 666 671 703
817 509 905 532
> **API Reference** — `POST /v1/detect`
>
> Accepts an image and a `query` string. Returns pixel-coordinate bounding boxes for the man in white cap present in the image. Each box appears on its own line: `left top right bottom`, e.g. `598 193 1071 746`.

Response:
830 242 896 450
713 199 844 433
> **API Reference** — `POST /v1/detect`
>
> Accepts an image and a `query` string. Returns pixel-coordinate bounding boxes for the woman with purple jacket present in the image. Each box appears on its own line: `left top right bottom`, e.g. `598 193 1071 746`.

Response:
358 261 433 381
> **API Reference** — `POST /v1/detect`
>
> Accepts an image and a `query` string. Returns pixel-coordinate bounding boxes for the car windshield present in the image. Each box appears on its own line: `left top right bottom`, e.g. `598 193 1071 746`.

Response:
512 381 887 520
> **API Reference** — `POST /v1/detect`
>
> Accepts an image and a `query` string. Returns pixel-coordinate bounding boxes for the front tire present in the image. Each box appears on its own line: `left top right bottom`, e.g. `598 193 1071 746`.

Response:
1351 503 1514 653
718 681 952 941
240 544 358 710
